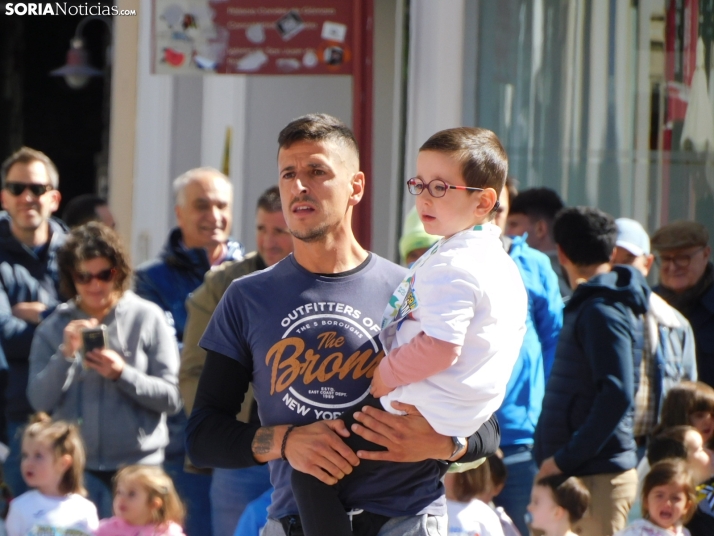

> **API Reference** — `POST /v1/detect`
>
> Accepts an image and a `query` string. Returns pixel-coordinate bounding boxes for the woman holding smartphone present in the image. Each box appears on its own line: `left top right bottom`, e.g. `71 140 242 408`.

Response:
27 222 182 518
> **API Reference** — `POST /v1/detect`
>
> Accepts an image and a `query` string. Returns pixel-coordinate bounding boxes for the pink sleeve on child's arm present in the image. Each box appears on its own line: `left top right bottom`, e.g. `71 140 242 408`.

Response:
378 332 461 388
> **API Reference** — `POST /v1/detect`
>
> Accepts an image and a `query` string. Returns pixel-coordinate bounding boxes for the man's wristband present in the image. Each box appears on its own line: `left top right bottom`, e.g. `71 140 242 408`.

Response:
447 436 467 461
280 425 296 461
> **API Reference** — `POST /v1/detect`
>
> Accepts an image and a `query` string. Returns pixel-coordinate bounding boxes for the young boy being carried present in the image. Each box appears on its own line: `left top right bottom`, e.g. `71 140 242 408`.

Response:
291 127 528 536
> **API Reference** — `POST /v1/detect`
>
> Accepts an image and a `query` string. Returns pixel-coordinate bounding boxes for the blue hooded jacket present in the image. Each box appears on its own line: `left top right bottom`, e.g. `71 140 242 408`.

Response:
534 265 649 476
134 227 244 343
0 212 67 420
496 235 563 447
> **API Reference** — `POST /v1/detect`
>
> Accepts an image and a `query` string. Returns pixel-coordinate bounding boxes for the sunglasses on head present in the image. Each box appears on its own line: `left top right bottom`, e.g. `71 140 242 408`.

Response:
3 182 53 197
72 268 116 285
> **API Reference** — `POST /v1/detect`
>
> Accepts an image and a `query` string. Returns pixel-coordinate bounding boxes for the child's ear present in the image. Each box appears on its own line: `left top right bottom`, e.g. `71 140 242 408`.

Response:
57 454 72 472
553 505 567 522
474 188 498 216
492 482 505 497
152 496 163 510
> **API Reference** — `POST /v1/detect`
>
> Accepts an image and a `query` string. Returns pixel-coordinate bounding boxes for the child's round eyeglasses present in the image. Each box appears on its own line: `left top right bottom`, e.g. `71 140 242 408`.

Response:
406 177 484 198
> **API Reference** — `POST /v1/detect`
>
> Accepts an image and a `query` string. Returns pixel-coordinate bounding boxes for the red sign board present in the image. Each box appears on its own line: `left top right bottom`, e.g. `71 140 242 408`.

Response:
153 0 354 75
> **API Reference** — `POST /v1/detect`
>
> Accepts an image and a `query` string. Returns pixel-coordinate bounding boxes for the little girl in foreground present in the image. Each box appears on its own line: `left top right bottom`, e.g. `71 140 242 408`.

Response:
5 413 98 536
95 465 186 536
616 459 696 536
527 474 589 536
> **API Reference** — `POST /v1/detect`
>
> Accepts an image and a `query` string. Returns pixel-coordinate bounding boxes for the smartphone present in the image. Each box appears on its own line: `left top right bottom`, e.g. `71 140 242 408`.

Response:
81 325 108 369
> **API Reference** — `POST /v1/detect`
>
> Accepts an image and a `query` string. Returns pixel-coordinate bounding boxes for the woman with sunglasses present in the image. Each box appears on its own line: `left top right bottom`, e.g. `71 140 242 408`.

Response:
26 222 182 517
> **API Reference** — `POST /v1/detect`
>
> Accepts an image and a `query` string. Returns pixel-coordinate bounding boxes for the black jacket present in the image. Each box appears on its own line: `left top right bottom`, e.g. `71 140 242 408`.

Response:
134 228 243 343
655 263 714 387
534 265 649 476
0 212 67 420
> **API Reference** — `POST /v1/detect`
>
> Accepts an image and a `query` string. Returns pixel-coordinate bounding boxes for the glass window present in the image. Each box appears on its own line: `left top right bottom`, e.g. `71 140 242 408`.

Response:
463 0 714 243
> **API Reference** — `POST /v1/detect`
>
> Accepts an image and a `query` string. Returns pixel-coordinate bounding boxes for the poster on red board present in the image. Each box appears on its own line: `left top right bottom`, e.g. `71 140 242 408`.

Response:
152 0 354 75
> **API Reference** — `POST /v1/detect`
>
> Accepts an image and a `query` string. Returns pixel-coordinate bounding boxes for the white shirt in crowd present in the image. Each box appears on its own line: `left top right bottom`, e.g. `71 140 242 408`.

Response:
615 518 690 536
447 498 506 536
5 490 98 536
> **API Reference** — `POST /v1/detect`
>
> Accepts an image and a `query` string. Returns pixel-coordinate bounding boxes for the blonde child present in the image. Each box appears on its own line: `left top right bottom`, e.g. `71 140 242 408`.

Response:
527 474 590 536
95 465 185 536
444 460 505 536
5 413 98 536
616 459 696 536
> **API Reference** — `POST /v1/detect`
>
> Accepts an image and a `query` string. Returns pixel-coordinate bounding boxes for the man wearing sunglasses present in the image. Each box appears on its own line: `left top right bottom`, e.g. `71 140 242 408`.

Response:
0 146 67 497
651 221 714 387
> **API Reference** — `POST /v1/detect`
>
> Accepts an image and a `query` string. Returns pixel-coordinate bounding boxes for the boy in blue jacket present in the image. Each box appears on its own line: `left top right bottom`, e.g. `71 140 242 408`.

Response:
534 207 649 536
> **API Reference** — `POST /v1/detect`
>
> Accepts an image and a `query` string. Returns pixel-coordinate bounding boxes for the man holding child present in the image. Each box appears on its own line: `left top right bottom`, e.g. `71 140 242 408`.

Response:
186 114 523 535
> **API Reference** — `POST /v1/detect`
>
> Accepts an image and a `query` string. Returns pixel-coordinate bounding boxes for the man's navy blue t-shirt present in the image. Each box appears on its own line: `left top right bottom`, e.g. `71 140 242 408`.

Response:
200 253 447 519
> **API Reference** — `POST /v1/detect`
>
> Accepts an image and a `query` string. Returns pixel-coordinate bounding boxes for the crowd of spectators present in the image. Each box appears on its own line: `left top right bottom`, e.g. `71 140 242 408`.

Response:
0 118 712 536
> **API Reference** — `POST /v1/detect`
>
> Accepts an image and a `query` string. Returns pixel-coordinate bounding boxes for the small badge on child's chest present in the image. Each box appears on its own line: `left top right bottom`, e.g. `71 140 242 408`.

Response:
394 284 419 327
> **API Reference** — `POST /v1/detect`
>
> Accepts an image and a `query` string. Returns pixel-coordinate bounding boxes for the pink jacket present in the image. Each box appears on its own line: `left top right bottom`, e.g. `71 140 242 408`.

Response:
95 517 186 536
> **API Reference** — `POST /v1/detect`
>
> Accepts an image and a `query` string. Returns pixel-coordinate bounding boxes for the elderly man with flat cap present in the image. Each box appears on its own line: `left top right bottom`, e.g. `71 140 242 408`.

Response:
651 221 713 386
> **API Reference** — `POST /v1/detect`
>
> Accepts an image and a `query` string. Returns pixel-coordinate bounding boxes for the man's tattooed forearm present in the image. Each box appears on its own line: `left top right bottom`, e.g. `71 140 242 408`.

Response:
252 427 275 455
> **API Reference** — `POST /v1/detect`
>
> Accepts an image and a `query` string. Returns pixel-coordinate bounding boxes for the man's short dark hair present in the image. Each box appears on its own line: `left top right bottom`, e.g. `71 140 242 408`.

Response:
509 187 564 223
1 146 59 188
553 207 617 266
256 186 281 213
536 474 590 524
419 127 508 195
62 194 108 228
277 114 359 160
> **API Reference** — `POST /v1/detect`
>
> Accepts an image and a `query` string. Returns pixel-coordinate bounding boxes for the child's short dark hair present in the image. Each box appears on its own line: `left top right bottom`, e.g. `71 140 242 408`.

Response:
536 474 590 524
419 127 508 197
642 459 696 523
553 206 617 266
647 425 696 466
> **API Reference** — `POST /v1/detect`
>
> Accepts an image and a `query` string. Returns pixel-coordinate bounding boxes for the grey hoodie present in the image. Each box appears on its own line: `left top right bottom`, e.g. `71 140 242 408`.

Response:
27 291 182 471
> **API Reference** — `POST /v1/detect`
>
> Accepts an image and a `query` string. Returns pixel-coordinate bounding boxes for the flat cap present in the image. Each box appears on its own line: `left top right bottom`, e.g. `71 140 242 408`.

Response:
651 220 709 251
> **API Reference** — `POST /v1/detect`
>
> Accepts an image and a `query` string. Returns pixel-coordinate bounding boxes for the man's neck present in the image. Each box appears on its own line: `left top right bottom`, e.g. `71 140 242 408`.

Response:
11 220 50 248
538 237 557 253
184 239 226 266
292 229 368 274
204 242 226 265
566 262 610 289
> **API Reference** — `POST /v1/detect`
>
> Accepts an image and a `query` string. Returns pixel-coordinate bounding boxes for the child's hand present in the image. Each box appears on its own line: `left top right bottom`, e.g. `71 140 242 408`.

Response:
370 366 393 398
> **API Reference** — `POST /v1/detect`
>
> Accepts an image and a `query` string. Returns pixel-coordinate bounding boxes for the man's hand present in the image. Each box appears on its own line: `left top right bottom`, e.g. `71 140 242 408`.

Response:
369 365 393 398
281 420 360 485
352 402 454 462
11 302 47 324
536 456 562 480
85 348 125 380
